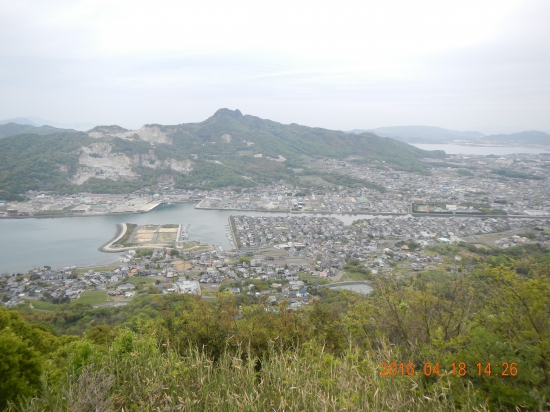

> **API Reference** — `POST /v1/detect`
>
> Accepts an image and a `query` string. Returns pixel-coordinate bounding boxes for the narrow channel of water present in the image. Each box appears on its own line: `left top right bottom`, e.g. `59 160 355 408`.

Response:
410 144 550 156
0 203 367 273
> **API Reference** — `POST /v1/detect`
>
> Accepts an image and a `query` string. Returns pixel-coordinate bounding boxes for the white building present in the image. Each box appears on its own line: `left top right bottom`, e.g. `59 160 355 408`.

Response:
174 280 201 295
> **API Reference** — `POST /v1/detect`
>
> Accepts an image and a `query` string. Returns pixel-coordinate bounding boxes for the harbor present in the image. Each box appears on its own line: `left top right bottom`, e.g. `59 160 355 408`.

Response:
0 203 366 274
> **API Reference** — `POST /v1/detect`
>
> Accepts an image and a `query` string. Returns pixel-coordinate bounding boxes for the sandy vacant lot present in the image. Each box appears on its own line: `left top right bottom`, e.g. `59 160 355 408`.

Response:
134 236 154 242
159 228 178 233
173 260 192 271
157 233 176 242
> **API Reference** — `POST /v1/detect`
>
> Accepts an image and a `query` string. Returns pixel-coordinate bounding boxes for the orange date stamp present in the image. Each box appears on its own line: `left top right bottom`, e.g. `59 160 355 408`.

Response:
381 361 518 377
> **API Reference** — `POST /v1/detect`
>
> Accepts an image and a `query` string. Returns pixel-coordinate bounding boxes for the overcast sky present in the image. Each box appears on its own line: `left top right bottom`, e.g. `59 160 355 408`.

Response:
1 0 549 133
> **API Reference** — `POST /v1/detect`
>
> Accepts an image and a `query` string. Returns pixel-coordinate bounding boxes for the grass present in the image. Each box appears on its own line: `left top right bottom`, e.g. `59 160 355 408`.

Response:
180 241 200 249
297 272 330 285
116 223 137 247
193 245 213 251
34 210 69 216
122 276 157 285
157 233 176 243
425 244 463 257
75 265 118 275
78 290 108 305
415 269 457 283
340 270 370 282
25 299 59 311
17 335 488 412
297 175 335 187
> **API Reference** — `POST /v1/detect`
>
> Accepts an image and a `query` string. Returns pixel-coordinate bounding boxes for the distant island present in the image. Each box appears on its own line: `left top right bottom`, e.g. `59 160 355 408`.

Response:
350 125 550 146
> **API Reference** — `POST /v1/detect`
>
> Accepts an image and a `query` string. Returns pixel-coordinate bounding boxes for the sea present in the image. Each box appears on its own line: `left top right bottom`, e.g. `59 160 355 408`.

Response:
0 203 364 274
410 144 550 156
3 143 548 273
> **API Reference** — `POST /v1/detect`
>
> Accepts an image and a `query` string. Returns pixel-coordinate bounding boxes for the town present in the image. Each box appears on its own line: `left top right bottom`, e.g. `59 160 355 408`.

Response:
195 153 550 216
1 153 550 218
2 210 548 309
2 151 550 309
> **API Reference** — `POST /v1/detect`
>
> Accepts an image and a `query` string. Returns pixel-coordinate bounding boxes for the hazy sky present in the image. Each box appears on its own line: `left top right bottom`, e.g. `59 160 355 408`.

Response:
1 0 549 133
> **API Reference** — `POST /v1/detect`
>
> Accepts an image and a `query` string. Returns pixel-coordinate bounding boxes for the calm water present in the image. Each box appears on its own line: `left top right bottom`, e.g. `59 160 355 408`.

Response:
0 203 364 273
329 283 373 294
411 144 550 156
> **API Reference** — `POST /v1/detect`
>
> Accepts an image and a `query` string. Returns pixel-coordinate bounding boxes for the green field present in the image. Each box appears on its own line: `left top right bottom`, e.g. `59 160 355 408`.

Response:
123 276 157 285
297 272 330 284
297 175 335 187
25 299 59 311
117 223 137 246
78 290 108 305
180 241 200 249
157 232 176 242
75 265 118 275
340 270 370 282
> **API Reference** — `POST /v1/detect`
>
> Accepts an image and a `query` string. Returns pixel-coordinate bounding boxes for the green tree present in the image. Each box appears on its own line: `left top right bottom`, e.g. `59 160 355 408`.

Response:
450 264 550 409
86 325 113 346
0 330 42 409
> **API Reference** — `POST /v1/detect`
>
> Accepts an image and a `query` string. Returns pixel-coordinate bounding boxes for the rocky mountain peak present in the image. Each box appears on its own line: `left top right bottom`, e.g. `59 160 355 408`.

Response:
212 108 243 119
87 125 129 135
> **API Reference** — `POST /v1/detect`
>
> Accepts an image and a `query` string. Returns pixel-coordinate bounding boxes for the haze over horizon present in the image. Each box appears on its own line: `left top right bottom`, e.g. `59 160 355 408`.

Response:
1 0 549 134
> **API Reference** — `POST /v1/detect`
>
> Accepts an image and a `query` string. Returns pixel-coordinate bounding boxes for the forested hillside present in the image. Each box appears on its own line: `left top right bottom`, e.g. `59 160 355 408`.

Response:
0 123 73 139
2 244 549 411
0 109 445 196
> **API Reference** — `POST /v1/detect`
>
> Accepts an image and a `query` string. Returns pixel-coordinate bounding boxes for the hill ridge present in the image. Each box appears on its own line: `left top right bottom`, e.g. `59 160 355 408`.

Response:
0 109 444 196
351 125 550 145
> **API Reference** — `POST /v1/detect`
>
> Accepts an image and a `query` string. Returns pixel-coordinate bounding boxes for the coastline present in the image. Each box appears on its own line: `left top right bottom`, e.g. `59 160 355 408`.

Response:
3 200 548 221
195 204 408 216
98 223 135 253
98 222 188 253
0 202 163 220
410 142 550 149
411 213 549 219
196 205 550 219
228 216 238 249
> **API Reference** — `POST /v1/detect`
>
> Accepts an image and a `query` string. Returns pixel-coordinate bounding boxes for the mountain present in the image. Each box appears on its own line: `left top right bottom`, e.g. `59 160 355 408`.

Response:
0 109 445 196
26 117 97 131
0 116 97 131
350 126 550 146
350 126 485 143
0 117 38 126
0 123 75 139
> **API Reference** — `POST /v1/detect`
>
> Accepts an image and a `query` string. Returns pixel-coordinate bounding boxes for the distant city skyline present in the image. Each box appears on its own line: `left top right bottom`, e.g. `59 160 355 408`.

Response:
1 0 549 134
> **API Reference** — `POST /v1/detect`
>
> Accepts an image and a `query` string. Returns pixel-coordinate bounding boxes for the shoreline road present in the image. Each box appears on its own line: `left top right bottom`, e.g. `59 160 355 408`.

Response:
98 223 129 253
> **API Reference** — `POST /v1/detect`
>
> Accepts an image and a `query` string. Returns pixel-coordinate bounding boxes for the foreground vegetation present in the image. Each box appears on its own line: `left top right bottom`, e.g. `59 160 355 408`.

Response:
2 247 549 410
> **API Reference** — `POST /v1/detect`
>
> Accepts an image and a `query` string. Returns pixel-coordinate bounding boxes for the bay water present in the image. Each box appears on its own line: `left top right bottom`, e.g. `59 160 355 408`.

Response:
0 203 363 274
410 144 550 156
